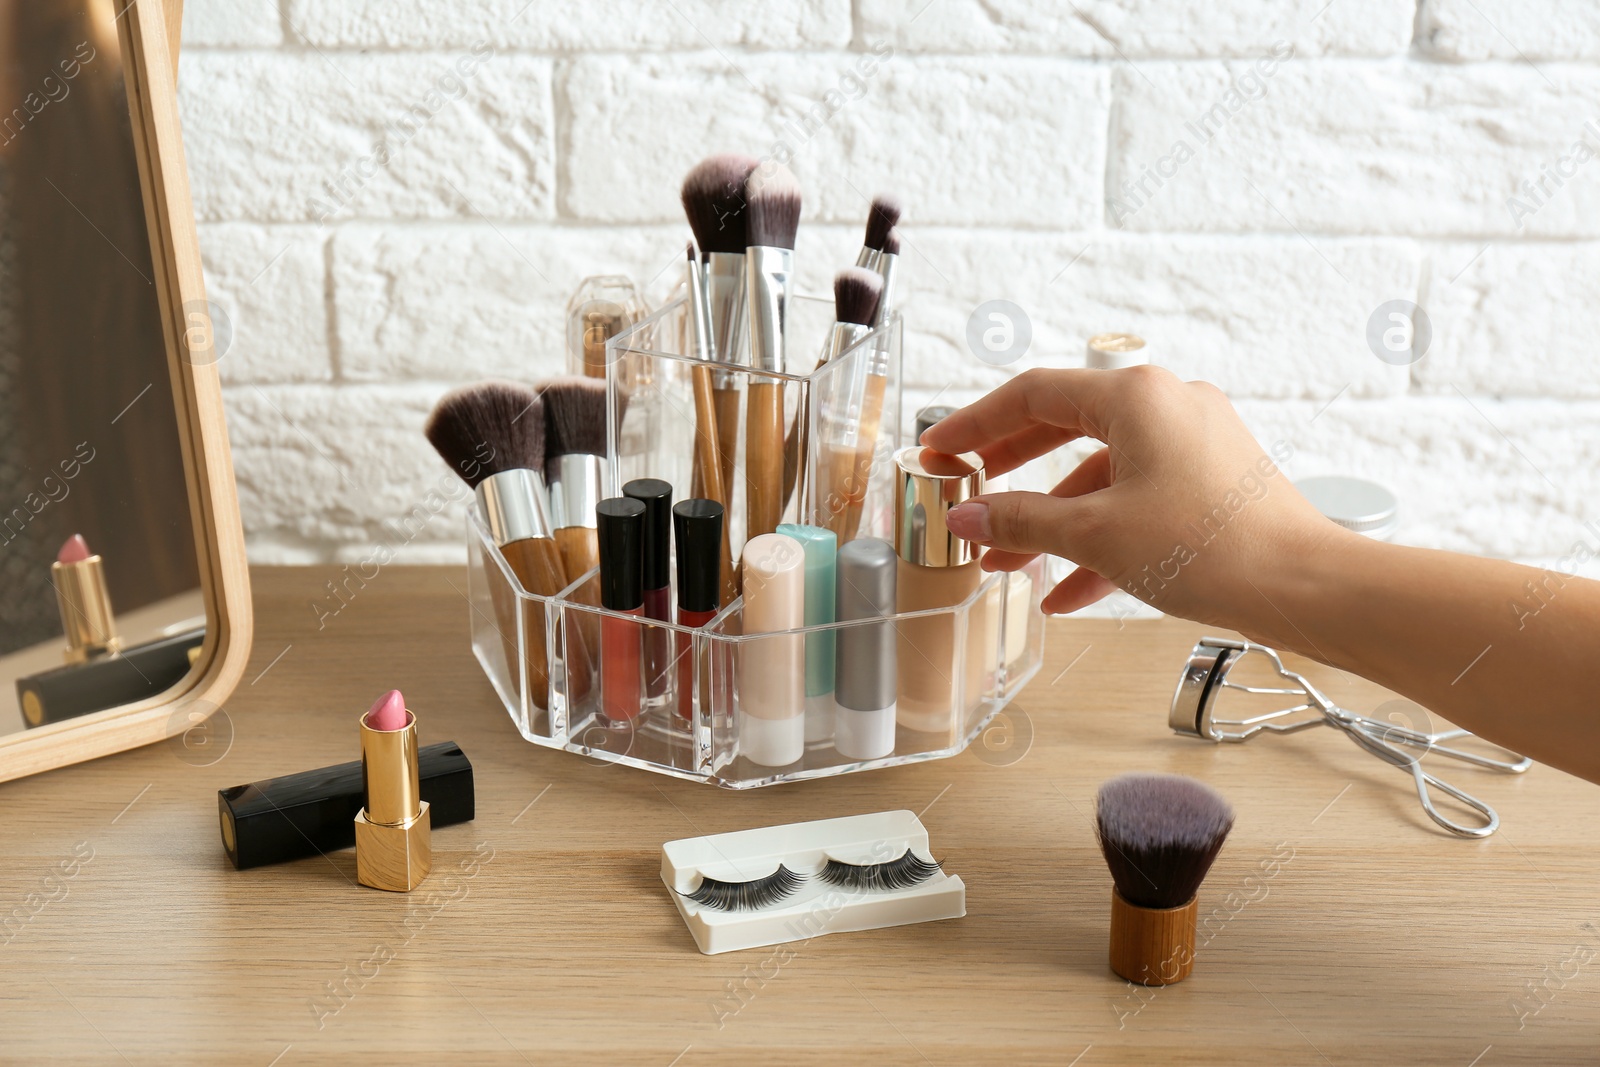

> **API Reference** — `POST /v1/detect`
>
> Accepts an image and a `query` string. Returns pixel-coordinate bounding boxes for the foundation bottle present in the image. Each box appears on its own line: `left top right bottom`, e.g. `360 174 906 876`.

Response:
893 447 990 736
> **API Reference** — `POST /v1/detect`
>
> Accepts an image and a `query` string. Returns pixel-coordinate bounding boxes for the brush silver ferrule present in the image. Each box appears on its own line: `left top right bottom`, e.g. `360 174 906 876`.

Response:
873 251 899 327
854 246 880 272
823 321 873 365
476 468 552 547
545 453 602 532
705 252 746 387
745 245 793 375
686 254 714 364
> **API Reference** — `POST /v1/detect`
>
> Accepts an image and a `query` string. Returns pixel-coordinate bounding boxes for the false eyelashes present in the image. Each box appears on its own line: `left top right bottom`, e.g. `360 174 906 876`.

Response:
683 864 805 911
820 849 943 892
681 850 941 912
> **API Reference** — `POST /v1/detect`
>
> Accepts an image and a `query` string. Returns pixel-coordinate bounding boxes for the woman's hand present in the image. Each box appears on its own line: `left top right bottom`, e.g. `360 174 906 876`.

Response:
923 365 1336 630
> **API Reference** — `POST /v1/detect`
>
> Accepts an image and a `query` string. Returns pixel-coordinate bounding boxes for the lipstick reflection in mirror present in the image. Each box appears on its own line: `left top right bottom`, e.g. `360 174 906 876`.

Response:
51 533 120 663
57 533 92 563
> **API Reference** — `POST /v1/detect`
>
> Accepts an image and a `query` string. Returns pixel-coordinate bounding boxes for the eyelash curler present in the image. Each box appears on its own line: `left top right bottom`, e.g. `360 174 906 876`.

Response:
1170 637 1531 838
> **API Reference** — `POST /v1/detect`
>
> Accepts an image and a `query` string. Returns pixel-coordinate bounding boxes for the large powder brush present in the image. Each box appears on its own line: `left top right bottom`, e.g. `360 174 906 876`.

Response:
1095 773 1234 986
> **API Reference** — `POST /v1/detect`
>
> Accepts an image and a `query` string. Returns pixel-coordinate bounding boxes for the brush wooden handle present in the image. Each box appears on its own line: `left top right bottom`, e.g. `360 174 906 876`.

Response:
500 536 592 712
842 372 888 540
552 526 599 704
745 380 786 539
690 366 726 506
712 385 740 511
1108 890 1197 986
690 367 738 606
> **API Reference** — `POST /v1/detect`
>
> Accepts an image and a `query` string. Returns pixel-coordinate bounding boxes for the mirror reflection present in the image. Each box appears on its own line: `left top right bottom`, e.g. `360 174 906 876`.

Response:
0 0 204 734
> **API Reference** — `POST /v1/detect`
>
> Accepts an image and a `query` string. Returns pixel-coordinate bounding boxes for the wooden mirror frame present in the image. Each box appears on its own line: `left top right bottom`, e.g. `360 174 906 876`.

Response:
0 0 252 782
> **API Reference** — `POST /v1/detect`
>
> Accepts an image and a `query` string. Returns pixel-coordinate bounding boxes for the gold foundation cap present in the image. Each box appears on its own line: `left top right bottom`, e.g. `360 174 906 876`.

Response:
893 446 985 568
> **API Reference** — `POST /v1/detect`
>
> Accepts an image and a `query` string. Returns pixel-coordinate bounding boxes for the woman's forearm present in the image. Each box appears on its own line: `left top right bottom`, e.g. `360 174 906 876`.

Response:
1251 531 1600 783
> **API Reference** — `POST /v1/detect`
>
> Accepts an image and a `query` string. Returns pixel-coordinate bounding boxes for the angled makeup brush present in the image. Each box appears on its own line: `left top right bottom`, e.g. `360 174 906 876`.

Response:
742 163 801 539
426 382 581 710
1096 773 1235 986
854 194 902 272
683 154 758 496
839 225 901 540
811 268 885 536
875 225 901 323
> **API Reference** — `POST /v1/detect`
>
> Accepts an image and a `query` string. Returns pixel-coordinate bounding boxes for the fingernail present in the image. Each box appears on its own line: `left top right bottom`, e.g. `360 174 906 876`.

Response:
945 501 991 543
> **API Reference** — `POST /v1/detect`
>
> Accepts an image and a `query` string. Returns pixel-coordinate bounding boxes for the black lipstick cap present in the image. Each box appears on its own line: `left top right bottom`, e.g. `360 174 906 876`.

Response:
623 478 672 591
597 496 645 610
218 742 474 870
673 499 724 614
16 627 205 728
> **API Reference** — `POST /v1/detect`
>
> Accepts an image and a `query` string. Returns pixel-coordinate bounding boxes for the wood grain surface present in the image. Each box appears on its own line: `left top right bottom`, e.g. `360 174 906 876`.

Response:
0 565 1594 1065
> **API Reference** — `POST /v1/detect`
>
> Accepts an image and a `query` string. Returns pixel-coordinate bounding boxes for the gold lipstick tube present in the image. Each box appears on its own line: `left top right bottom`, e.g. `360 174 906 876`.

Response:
52 555 121 664
355 708 432 892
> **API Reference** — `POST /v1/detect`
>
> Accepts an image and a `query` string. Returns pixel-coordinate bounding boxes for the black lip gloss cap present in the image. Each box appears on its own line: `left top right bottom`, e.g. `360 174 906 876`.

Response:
672 499 724 614
597 496 646 611
622 478 672 590
218 742 474 870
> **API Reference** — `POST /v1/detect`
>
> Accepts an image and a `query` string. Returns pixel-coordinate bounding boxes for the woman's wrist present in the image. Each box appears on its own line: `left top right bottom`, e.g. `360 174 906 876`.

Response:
1229 523 1378 665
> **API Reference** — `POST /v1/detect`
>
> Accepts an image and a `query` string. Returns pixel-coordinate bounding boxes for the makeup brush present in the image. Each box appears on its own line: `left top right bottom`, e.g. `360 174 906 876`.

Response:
743 162 801 539
854 194 901 272
839 225 901 540
541 374 617 664
425 382 584 710
683 243 738 605
812 268 884 537
682 153 758 496
869 214 901 329
540 375 609 586
1095 773 1235 986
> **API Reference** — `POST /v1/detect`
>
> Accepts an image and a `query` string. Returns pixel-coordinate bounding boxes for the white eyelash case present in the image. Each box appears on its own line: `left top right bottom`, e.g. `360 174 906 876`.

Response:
661 810 966 955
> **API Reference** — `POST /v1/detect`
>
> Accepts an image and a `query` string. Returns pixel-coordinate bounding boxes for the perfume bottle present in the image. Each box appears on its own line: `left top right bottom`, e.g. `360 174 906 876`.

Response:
565 276 657 471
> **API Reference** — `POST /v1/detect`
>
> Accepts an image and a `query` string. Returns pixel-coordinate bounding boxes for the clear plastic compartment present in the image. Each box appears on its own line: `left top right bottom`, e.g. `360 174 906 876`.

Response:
464 295 1047 787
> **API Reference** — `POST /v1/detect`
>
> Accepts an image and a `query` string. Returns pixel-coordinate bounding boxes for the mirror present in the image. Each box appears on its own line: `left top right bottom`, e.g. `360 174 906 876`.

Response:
0 0 251 777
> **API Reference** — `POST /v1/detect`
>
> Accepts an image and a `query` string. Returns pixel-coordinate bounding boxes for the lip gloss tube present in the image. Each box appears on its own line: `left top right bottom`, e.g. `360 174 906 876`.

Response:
834 537 897 760
624 478 673 707
738 532 805 767
597 497 646 725
673 499 724 722
775 522 837 745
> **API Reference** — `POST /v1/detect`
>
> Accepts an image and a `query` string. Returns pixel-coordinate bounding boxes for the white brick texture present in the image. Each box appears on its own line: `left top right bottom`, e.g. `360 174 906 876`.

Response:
861 0 1414 57
1419 1 1600 61
285 0 852 50
167 1 1600 565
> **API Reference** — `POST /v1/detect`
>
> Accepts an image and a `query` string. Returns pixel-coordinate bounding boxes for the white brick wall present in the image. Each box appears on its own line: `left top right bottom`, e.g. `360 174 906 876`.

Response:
178 0 1600 569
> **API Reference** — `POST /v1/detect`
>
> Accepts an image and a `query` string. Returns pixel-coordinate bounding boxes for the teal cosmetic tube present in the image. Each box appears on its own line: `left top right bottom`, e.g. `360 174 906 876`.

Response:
776 523 837 744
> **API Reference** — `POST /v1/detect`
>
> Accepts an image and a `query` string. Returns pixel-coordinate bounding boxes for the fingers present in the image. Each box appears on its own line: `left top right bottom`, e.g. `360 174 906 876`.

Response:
946 488 1107 561
920 368 1130 458
1042 567 1118 615
955 423 1079 480
952 449 1117 573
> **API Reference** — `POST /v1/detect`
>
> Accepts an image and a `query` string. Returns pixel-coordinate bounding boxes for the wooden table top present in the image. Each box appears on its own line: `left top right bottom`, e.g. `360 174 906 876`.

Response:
1 565 1594 1065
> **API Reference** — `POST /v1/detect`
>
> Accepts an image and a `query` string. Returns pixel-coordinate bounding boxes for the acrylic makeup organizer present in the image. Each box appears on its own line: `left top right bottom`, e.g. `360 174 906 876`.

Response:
465 294 1046 788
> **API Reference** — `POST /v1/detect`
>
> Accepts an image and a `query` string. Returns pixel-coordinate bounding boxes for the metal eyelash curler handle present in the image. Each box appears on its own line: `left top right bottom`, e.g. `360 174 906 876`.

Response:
1171 637 1531 838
